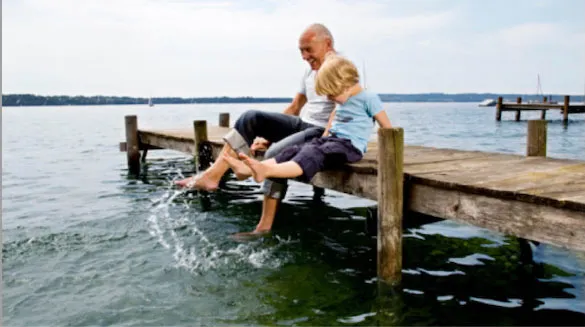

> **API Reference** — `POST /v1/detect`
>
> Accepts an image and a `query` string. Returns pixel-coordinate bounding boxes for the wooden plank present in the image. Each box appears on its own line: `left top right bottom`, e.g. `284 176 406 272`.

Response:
408 184 585 252
139 131 195 154
311 169 377 200
501 104 563 110
569 106 585 114
119 142 163 152
135 127 585 212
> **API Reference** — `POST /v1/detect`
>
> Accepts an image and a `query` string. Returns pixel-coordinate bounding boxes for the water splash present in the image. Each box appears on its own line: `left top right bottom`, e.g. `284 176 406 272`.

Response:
146 172 293 273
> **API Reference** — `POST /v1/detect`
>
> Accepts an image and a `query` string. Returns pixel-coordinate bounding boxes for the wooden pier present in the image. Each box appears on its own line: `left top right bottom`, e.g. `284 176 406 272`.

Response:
120 114 585 285
495 95 585 123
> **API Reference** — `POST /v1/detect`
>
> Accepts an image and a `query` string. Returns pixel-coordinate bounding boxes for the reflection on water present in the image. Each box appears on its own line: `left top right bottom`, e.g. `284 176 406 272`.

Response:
2 103 584 326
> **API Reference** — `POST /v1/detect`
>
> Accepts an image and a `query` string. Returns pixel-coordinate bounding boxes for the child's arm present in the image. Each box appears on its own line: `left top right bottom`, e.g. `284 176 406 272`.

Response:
373 111 392 129
322 109 337 137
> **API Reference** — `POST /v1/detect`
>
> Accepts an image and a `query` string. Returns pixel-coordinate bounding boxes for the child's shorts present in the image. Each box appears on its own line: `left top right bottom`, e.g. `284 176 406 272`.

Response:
273 136 363 181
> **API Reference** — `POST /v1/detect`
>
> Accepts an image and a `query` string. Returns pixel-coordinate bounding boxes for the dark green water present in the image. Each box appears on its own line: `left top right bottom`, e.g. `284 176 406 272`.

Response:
3 104 584 326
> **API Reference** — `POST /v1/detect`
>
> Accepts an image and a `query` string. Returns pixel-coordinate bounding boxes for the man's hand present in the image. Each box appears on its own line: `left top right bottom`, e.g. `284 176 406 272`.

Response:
250 137 270 155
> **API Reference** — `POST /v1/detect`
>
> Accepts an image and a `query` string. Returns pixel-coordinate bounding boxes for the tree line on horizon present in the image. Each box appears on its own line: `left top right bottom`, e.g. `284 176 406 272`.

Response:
2 93 583 107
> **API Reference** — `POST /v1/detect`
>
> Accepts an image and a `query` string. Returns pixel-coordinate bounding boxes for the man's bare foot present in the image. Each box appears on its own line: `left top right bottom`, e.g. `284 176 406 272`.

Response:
222 154 252 180
174 173 218 191
238 153 268 183
230 229 271 242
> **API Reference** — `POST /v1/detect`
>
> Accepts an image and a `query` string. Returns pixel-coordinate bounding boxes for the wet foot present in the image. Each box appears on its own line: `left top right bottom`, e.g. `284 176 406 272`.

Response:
238 153 268 183
230 230 271 242
222 154 252 180
174 173 218 191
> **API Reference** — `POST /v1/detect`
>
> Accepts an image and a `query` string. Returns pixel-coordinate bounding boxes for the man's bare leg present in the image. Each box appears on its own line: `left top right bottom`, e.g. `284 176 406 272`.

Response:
232 196 279 240
174 144 235 191
256 196 279 232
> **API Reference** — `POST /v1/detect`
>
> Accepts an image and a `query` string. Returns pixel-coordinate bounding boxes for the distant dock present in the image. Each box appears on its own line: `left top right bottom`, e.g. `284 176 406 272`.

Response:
496 95 585 123
120 114 585 286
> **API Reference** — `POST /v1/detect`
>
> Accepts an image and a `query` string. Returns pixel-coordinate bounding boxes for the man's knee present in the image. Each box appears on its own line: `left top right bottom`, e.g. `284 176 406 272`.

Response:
234 110 264 143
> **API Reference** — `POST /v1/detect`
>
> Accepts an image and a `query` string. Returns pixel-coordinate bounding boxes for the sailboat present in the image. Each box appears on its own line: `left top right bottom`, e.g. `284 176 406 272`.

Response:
527 74 557 104
148 97 154 107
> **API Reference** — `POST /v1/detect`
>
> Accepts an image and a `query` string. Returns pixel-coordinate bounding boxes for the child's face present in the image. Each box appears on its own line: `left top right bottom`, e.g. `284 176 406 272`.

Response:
327 93 347 104
327 87 352 104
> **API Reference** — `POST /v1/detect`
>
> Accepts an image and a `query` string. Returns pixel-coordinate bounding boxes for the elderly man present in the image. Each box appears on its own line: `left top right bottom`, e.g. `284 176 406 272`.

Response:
176 23 336 235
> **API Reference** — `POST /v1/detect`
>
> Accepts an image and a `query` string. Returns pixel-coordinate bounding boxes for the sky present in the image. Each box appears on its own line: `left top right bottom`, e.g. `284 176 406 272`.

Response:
2 0 585 97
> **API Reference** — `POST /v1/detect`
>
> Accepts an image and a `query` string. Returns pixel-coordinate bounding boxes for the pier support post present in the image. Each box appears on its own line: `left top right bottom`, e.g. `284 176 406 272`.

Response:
515 97 522 121
193 120 211 171
125 115 141 175
219 113 230 128
563 95 570 125
527 120 547 157
496 97 503 121
521 119 547 264
540 97 547 119
377 127 404 286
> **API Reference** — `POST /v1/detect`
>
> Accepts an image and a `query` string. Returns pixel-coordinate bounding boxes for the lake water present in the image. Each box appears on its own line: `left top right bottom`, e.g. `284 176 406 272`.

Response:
2 103 585 326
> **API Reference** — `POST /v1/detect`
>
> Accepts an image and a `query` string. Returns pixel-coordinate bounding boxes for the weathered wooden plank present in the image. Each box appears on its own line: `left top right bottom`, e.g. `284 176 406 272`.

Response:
136 126 585 213
569 107 585 114
139 131 195 154
311 169 377 200
119 142 163 152
501 104 563 110
408 184 585 252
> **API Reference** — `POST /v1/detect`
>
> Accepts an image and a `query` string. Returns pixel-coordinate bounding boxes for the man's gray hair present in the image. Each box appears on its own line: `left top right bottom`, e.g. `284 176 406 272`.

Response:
307 23 334 47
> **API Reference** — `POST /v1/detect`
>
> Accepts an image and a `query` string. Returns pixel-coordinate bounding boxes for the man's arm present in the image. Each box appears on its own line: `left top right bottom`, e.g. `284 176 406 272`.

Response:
283 93 307 116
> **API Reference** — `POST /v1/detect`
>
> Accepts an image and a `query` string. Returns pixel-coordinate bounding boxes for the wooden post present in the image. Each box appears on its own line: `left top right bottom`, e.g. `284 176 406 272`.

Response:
193 120 209 170
563 95 570 125
125 115 140 175
515 97 522 121
527 120 547 157
496 97 503 121
219 113 230 128
541 96 547 119
377 127 404 285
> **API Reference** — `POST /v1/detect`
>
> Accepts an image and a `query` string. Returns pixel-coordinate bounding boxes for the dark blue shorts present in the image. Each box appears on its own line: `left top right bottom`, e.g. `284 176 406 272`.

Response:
274 136 363 181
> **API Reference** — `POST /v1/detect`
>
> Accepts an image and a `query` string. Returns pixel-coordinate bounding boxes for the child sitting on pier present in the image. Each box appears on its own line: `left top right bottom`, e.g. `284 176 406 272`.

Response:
223 55 392 194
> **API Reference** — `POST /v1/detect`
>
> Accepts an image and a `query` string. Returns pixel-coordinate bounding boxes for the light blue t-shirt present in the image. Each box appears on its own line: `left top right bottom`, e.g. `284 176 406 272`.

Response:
329 90 384 154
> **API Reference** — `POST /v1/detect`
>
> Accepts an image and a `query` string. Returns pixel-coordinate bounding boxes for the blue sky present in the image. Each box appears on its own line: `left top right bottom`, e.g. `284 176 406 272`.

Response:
2 0 584 97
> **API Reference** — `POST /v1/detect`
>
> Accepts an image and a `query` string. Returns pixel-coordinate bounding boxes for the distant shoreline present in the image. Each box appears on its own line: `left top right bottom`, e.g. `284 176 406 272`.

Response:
2 93 584 107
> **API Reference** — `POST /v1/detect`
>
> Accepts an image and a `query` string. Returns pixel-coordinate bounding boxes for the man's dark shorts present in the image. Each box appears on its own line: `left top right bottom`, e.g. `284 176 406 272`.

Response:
273 136 363 181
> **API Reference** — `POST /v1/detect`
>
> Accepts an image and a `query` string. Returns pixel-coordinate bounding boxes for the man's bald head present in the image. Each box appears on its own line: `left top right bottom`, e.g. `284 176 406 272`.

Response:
299 23 335 70
303 23 334 48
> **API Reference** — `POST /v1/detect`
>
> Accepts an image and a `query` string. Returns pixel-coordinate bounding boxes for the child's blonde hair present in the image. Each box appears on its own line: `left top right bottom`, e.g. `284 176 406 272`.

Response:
315 55 360 97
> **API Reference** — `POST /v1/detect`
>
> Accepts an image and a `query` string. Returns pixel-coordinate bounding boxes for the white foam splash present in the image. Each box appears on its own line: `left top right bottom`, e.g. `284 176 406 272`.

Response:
145 172 291 273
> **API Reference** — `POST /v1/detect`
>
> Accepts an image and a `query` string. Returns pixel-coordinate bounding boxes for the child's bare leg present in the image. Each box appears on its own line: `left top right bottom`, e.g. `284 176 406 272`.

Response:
238 153 303 183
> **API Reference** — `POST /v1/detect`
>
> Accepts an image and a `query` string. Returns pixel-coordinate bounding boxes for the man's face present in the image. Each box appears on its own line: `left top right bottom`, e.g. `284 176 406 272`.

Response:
299 32 330 70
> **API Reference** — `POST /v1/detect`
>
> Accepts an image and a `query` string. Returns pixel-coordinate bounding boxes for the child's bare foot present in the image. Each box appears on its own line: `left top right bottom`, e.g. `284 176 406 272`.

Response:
238 153 268 183
222 154 252 180
174 172 218 191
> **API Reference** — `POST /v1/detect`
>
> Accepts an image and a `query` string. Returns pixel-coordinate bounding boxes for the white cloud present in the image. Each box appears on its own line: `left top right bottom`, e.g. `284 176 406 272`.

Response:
2 0 583 96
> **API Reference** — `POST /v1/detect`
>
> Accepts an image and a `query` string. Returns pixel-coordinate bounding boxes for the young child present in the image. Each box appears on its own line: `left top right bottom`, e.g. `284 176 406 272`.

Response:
224 55 392 190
